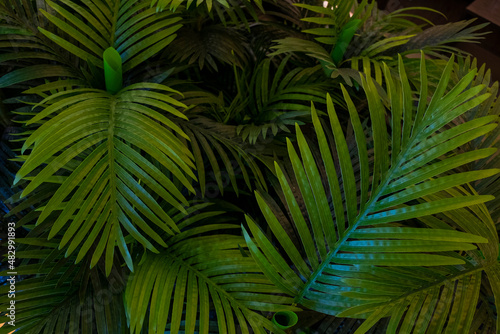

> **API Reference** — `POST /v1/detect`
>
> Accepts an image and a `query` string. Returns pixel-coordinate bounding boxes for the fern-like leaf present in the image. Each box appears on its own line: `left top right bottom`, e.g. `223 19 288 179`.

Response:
15 82 196 275
243 54 499 324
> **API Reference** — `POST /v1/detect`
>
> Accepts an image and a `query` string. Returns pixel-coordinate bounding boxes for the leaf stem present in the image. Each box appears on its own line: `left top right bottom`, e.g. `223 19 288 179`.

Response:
294 102 438 304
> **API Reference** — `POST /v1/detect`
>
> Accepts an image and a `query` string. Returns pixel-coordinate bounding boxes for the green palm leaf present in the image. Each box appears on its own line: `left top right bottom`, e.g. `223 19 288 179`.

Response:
313 187 499 333
151 0 262 20
331 263 492 333
180 115 268 197
124 204 298 334
39 0 182 72
454 56 500 226
14 82 196 276
237 56 335 144
0 0 80 88
296 1 375 46
164 24 249 71
269 37 333 67
393 19 489 58
0 235 128 334
270 1 486 86
243 54 499 318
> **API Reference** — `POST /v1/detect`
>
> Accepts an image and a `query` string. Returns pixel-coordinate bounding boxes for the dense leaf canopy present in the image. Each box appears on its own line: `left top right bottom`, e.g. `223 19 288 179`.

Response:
0 0 499 333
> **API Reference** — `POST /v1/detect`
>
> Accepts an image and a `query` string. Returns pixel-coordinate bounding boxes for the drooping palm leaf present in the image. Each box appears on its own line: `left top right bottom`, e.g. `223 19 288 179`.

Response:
236 56 336 144
14 81 196 275
179 115 269 197
38 0 182 72
243 54 499 321
346 19 488 86
329 262 498 334
157 84 274 196
342 5 440 61
297 0 376 46
124 202 299 334
164 23 249 71
453 56 500 226
1 1 498 333
151 0 262 24
0 229 129 334
1 267 128 334
269 0 401 70
270 1 487 85
0 0 80 88
391 19 489 58
319 186 499 333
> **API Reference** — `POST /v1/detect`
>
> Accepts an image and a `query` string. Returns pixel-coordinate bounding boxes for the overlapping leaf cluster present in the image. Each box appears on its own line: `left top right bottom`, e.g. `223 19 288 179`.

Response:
0 0 499 333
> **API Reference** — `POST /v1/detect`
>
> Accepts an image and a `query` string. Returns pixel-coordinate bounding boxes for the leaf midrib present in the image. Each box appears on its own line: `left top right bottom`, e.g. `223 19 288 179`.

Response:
164 250 266 323
348 260 499 317
108 97 118 226
294 114 440 304
110 0 121 46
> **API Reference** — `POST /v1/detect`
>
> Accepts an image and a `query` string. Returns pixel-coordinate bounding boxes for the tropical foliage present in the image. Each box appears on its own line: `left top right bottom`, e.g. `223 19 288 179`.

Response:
0 0 499 333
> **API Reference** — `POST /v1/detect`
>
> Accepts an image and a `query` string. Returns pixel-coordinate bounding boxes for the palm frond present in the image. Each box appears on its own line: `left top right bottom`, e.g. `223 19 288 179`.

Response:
0 0 80 88
0 234 128 334
343 5 442 60
164 24 249 71
318 186 499 333
151 0 262 20
38 0 182 72
237 57 336 144
331 262 495 333
179 115 269 197
298 0 375 42
269 37 337 65
243 54 499 323
268 0 385 62
14 82 196 275
392 19 489 58
270 1 487 87
124 203 298 334
151 0 261 30
453 56 500 226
